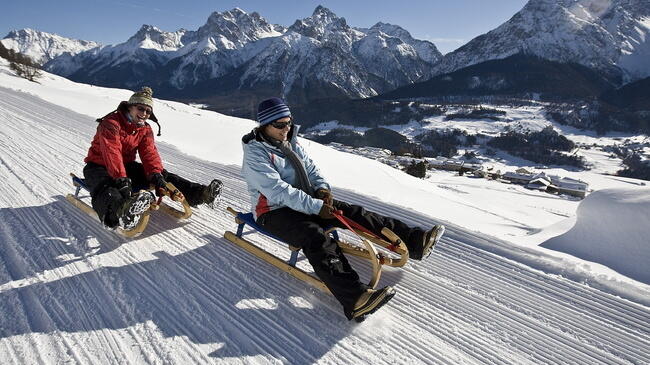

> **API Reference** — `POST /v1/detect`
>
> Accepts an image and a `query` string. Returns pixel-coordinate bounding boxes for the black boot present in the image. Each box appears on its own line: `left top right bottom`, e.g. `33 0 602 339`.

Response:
350 286 396 322
409 225 445 260
117 191 155 230
200 179 223 208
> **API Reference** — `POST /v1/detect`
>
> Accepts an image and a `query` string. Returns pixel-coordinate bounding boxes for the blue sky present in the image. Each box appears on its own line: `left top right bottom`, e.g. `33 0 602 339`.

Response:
0 0 528 54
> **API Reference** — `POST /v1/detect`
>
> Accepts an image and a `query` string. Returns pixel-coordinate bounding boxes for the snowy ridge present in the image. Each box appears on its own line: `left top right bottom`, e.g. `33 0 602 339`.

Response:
166 8 285 88
41 8 285 89
541 188 650 283
38 6 441 102
190 7 285 48
0 28 99 64
431 0 650 81
364 22 442 64
236 6 442 100
1 60 649 364
125 25 186 52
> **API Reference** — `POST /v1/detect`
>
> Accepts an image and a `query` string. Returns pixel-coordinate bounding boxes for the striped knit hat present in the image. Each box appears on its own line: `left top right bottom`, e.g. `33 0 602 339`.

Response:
128 87 154 109
257 98 291 126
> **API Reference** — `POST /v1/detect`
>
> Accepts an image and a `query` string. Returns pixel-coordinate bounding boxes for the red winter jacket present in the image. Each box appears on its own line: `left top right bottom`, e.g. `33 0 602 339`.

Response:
84 106 163 179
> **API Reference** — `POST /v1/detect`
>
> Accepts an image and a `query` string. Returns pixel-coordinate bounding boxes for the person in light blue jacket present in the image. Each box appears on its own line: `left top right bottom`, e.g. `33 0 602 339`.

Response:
241 98 445 320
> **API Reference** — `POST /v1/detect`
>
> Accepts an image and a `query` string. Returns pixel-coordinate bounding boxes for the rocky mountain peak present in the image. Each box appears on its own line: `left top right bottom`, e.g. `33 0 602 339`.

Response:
312 5 340 23
40 6 441 109
1 28 99 63
288 6 353 41
431 0 650 82
360 22 442 64
125 25 185 51
205 8 250 25
369 22 408 37
194 8 283 48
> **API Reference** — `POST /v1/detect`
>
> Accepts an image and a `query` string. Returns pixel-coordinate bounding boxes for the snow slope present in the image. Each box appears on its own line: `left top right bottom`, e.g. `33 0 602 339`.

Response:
1 63 649 364
541 188 650 283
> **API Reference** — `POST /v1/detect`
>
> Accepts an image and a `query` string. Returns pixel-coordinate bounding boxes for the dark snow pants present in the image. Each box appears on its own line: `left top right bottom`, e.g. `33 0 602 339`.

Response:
83 161 206 227
256 199 424 319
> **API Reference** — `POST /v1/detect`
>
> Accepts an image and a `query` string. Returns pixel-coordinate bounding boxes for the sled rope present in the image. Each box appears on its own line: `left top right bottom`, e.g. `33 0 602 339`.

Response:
332 211 399 253
333 211 388 264
333 211 378 238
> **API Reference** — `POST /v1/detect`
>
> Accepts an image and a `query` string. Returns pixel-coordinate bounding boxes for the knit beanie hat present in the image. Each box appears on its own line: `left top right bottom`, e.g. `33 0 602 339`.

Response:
128 87 154 109
257 97 291 126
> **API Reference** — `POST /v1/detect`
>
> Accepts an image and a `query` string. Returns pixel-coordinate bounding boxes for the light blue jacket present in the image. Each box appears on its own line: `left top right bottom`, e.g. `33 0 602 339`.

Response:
242 125 330 219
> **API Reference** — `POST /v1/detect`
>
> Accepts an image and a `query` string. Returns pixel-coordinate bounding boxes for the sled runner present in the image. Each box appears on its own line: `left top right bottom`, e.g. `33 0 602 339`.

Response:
65 173 192 237
223 207 409 294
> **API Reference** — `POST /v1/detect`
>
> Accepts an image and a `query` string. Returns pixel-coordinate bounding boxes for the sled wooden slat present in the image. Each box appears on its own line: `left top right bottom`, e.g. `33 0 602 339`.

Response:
66 172 186 237
157 182 192 219
65 193 150 238
357 229 409 267
338 240 408 267
323 225 409 268
224 231 330 293
354 236 381 288
222 207 410 294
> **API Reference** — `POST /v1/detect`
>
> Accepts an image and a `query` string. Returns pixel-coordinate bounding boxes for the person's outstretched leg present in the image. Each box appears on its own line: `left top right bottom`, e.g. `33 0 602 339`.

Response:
163 170 222 207
331 200 443 260
258 207 368 318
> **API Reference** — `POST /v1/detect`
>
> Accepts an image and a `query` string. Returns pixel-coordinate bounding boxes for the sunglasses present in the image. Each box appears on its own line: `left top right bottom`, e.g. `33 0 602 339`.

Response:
270 120 292 129
135 106 152 115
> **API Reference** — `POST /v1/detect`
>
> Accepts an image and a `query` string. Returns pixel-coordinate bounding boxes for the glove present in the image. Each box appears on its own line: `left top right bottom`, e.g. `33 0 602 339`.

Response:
114 177 132 199
150 172 168 197
316 188 333 206
318 203 335 220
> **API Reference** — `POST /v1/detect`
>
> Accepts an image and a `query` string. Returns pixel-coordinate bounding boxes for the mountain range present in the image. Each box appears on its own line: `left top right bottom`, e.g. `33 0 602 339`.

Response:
378 53 619 101
1 0 649 120
0 28 99 65
430 0 650 82
1 6 440 116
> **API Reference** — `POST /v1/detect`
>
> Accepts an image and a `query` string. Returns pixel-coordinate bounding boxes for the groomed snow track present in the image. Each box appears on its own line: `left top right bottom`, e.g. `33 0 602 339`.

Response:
0 86 648 364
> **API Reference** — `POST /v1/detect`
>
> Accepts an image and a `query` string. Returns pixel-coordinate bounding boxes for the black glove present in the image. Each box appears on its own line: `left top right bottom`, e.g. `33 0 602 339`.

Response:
318 203 335 220
316 188 334 206
114 177 132 199
150 172 168 197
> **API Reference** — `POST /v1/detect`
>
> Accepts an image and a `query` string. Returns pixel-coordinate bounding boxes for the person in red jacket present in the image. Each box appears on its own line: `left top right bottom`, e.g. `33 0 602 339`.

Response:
83 87 222 230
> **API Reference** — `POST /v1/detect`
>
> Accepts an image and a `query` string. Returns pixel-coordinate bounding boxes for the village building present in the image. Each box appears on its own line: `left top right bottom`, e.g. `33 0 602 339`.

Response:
527 173 553 191
438 161 589 198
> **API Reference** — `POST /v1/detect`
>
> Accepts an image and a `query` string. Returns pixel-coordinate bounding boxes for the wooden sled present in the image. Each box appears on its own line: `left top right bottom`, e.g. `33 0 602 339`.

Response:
222 207 409 294
65 173 192 237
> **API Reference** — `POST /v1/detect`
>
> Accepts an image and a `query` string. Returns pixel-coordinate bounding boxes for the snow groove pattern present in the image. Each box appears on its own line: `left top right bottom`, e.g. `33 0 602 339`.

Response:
0 86 649 364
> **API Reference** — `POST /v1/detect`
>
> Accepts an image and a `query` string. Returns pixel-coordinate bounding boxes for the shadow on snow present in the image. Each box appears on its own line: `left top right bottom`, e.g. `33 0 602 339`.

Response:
0 199 406 361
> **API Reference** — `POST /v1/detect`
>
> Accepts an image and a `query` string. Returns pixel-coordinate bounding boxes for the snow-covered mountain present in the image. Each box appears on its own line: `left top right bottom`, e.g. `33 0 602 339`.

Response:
167 8 285 89
188 7 286 47
431 0 650 82
1 28 99 64
125 25 187 52
204 6 441 104
233 5 437 103
43 8 282 90
43 6 441 106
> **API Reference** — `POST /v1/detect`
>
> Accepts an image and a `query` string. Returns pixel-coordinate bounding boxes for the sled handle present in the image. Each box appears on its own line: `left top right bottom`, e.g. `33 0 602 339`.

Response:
332 211 382 289
155 182 192 219
380 228 401 245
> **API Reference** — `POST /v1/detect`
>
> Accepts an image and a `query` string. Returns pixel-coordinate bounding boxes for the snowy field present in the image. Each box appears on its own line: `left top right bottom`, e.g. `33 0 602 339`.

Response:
0 61 649 364
306 103 650 176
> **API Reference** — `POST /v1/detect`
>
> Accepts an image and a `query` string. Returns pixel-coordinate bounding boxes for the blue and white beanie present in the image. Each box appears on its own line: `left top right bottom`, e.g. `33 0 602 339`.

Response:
257 98 291 126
